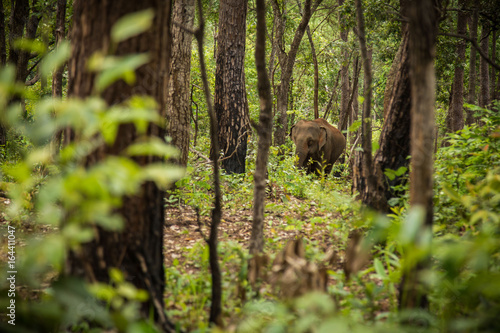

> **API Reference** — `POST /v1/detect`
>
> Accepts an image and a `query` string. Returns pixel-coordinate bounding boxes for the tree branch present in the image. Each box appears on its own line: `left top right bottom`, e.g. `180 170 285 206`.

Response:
439 32 500 71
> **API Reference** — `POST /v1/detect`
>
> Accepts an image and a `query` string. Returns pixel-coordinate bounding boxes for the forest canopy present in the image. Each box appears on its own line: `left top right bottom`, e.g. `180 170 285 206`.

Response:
0 0 499 332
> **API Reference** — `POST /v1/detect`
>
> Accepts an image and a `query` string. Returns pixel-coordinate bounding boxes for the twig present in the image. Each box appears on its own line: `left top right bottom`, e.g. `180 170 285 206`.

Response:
189 147 211 164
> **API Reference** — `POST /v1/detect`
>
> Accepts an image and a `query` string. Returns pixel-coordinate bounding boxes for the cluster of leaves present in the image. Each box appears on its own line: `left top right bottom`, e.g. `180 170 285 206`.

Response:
434 103 500 231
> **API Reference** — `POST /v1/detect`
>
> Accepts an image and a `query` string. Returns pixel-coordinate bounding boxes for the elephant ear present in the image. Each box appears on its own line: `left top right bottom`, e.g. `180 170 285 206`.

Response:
318 126 327 150
289 125 296 140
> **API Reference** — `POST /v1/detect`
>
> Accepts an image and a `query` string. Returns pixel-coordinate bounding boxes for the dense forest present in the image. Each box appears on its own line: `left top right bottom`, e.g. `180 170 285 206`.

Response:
0 0 499 332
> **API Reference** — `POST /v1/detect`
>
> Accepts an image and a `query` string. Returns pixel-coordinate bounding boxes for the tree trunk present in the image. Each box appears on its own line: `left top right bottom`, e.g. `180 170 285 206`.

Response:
369 30 411 212
350 56 360 145
9 0 41 84
52 0 67 98
0 1 5 66
214 0 249 174
307 27 319 119
352 0 377 208
466 7 478 124
0 0 6 147
9 0 30 82
339 0 350 134
445 3 466 135
192 0 223 323
491 30 497 101
66 1 175 331
479 23 490 108
272 0 322 147
399 0 439 311
249 0 274 255
166 0 195 167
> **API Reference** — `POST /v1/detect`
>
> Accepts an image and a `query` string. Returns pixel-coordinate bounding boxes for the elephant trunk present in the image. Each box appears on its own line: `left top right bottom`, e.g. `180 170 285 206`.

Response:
295 142 309 170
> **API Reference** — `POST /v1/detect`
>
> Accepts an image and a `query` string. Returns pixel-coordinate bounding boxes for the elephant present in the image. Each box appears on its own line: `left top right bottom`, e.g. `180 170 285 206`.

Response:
289 118 346 175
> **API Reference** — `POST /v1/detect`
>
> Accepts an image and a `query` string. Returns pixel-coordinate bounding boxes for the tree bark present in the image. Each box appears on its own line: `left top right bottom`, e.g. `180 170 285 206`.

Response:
214 0 249 174
350 56 360 145
338 0 350 133
52 0 67 98
166 0 195 167
272 0 322 147
466 8 478 124
249 0 274 255
192 0 223 324
491 30 497 101
368 30 411 212
66 1 175 331
399 0 439 311
307 27 319 119
0 1 5 66
0 1 6 147
445 3 466 135
352 0 376 208
9 0 41 84
479 22 490 108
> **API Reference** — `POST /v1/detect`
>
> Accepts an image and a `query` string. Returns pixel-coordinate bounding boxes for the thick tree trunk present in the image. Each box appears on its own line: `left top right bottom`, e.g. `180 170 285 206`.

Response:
466 8 478 125
399 0 439 311
445 4 466 135
479 23 490 108
369 30 411 212
166 0 195 167
0 1 6 147
272 0 322 147
214 0 249 174
249 0 274 255
66 1 175 331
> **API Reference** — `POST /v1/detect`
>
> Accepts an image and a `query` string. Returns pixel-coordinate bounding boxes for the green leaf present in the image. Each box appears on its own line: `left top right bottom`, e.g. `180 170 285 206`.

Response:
40 41 71 77
442 184 462 203
399 205 426 245
93 54 150 93
126 138 180 158
110 268 125 284
13 38 47 54
348 120 361 132
384 169 396 181
111 9 155 44
374 258 388 279
141 164 185 188
372 141 380 152
395 166 408 176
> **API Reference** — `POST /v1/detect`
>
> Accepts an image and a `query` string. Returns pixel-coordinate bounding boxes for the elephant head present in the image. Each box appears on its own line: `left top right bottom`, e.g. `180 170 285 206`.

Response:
289 118 346 175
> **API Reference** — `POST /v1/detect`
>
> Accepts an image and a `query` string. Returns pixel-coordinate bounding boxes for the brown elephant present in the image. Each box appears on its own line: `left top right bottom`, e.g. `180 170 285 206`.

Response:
289 118 346 175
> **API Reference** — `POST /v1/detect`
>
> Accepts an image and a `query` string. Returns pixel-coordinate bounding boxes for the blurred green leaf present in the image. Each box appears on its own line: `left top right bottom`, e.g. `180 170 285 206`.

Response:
40 41 71 77
111 9 155 44
13 38 47 54
93 54 150 93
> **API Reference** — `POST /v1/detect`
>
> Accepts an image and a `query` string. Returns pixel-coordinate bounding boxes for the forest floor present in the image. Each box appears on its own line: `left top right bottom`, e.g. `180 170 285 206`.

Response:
161 173 396 330
163 194 346 275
